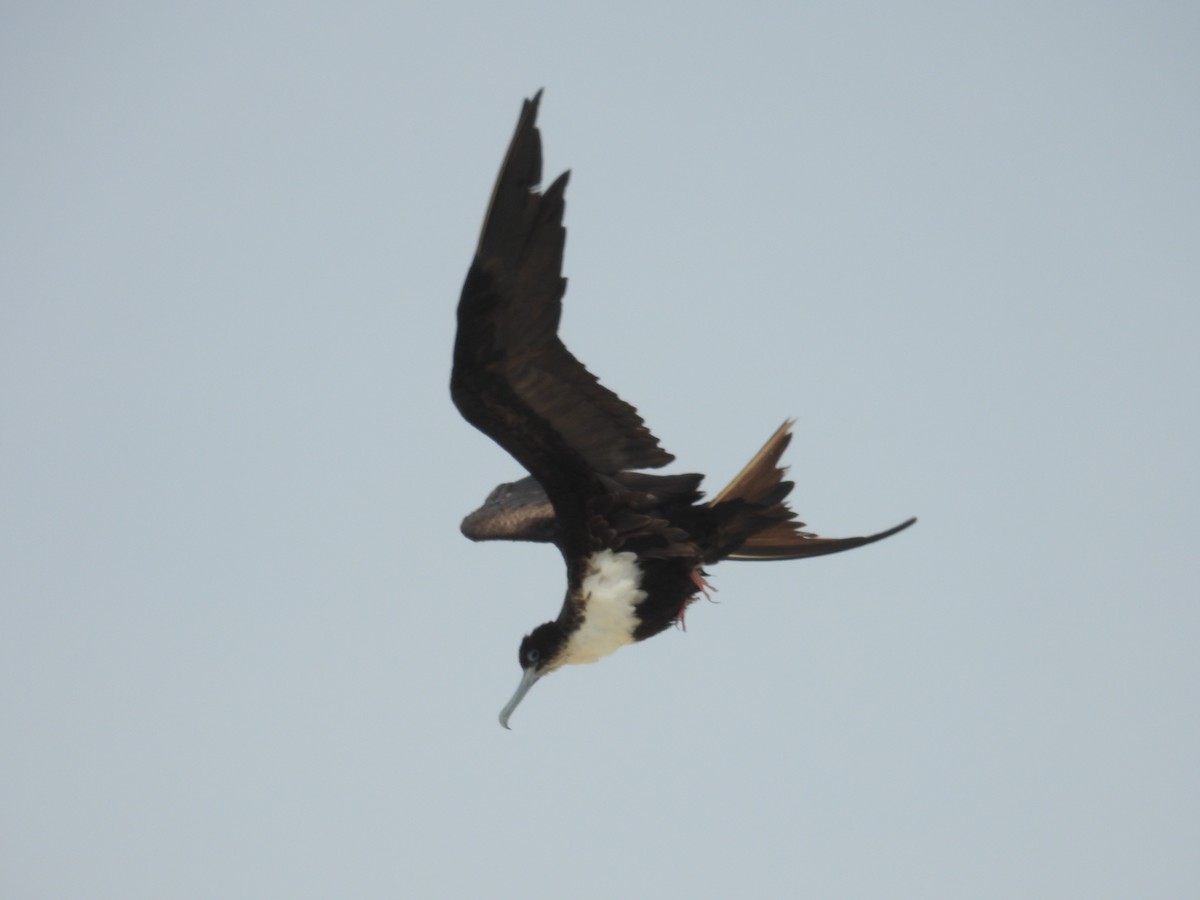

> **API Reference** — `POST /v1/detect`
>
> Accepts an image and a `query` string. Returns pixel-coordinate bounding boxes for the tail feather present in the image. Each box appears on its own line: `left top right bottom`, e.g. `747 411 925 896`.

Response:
709 419 795 507
729 516 917 561
707 420 915 562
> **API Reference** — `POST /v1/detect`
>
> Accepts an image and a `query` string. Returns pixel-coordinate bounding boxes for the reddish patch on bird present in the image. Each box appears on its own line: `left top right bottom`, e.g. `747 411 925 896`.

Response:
677 567 719 631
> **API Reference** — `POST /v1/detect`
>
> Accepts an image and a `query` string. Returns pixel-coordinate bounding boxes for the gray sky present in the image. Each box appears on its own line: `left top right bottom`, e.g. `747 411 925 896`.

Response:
3 2 1198 897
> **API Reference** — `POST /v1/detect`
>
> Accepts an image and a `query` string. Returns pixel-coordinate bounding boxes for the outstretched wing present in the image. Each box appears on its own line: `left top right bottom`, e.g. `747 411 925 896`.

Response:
451 92 673 553
459 476 558 544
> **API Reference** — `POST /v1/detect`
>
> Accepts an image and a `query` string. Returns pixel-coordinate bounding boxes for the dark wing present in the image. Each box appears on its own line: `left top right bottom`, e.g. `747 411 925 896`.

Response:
460 471 705 545
451 92 673 556
460 476 558 543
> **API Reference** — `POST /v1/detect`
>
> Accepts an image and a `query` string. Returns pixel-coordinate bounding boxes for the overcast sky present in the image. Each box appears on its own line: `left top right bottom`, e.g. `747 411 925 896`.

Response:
3 2 1198 897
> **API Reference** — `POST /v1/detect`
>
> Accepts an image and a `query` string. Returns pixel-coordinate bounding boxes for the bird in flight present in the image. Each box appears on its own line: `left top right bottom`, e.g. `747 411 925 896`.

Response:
451 91 915 728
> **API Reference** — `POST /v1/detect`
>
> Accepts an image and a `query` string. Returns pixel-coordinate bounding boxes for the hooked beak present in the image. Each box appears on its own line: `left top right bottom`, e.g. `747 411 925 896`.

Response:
498 666 541 730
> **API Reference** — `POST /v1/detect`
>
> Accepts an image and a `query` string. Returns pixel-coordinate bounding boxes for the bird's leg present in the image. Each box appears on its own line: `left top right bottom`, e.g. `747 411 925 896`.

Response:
676 594 698 631
677 567 718 630
690 567 717 602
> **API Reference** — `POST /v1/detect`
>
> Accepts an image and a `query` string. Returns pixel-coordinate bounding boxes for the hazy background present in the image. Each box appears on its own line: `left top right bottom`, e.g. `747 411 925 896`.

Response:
3 2 1197 897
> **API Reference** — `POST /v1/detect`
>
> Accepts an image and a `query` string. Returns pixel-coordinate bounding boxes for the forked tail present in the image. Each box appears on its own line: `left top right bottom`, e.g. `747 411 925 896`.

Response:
707 421 915 562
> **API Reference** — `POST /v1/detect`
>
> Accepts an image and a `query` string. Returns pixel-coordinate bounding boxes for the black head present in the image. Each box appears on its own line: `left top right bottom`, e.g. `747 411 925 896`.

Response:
518 621 568 672
500 621 568 729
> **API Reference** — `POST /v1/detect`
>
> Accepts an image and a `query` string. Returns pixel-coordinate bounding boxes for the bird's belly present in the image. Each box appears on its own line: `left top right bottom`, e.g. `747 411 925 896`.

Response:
561 549 647 665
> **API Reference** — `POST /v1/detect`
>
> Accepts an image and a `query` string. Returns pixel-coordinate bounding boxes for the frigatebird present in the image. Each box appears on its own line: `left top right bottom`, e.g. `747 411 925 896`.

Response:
451 91 915 728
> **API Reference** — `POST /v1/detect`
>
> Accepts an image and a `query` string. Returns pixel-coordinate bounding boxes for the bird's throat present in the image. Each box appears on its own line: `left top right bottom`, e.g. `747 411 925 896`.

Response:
560 549 647 665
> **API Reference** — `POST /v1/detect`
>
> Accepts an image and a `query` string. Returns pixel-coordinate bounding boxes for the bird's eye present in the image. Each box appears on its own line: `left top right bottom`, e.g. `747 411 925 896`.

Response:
526 649 540 664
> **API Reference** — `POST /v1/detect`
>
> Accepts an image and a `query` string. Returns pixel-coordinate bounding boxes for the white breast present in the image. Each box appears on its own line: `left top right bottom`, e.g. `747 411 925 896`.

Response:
561 549 647 666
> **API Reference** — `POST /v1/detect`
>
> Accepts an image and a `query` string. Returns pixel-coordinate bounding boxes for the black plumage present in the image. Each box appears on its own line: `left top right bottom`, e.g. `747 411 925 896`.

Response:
451 92 915 727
